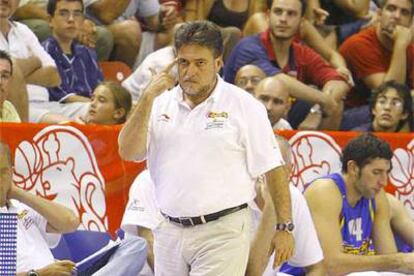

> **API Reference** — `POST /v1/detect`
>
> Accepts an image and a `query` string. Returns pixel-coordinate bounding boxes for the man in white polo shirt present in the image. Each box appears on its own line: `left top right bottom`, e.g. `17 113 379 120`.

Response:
118 20 294 275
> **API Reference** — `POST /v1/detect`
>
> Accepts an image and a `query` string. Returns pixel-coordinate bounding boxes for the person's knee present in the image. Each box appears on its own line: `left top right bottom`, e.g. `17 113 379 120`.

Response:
95 26 114 61
110 20 142 48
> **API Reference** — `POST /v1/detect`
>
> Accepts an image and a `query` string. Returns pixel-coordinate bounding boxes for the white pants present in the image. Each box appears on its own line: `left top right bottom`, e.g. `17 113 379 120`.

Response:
153 208 251 276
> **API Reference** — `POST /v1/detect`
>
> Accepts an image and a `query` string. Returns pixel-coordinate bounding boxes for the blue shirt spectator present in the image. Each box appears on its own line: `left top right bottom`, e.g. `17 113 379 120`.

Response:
42 36 103 102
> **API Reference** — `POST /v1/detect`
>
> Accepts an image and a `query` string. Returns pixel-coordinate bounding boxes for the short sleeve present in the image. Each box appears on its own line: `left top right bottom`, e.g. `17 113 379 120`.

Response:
242 99 285 178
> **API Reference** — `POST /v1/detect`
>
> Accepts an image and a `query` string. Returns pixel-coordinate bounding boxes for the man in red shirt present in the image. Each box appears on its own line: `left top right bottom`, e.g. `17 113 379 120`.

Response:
339 0 413 128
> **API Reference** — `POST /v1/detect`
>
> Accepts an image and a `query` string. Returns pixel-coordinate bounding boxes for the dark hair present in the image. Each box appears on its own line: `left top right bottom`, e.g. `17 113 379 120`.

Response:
47 0 84 16
369 80 413 132
0 50 13 75
174 21 223 58
266 0 307 16
341 133 393 173
381 0 414 15
98 81 132 124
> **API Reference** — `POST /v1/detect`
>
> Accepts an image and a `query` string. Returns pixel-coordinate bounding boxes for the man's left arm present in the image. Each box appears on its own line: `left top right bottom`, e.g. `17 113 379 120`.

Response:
9 186 79 233
320 79 350 130
265 165 294 268
372 191 398 254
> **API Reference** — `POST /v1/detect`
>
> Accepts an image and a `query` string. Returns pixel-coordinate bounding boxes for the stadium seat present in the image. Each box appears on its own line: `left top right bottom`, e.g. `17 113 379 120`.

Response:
99 61 132 83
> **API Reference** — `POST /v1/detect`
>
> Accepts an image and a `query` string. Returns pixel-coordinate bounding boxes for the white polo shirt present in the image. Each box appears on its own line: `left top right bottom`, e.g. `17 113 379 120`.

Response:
0 200 60 273
121 170 163 233
146 76 284 217
0 21 57 102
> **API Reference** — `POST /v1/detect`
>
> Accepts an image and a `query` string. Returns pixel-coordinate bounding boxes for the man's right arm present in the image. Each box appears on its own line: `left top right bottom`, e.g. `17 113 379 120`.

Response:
363 26 412 89
305 179 414 274
87 0 131 25
14 57 61 88
118 61 177 161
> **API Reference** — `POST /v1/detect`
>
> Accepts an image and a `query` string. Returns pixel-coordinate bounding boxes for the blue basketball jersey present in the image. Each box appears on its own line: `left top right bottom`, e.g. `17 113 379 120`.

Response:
328 173 376 255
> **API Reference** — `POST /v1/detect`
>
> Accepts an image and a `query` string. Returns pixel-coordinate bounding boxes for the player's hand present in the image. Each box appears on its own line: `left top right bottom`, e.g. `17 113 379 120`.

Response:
269 230 295 269
160 3 178 30
146 59 177 97
36 260 77 276
336 67 354 87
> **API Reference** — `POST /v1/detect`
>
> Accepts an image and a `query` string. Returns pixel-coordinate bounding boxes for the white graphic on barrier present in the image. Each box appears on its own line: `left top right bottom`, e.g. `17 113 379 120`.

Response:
390 138 414 219
288 131 342 192
12 126 108 231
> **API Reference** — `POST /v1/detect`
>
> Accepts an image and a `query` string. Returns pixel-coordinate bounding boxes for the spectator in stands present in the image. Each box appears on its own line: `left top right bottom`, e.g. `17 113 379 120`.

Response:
305 0 375 48
304 133 414 274
0 50 20 122
43 0 103 104
80 81 132 125
254 77 292 130
0 0 61 122
247 135 326 276
234 64 267 94
121 169 161 276
13 0 114 61
0 142 79 275
353 81 413 132
122 45 177 102
224 0 350 130
339 0 414 129
0 141 147 276
84 0 177 68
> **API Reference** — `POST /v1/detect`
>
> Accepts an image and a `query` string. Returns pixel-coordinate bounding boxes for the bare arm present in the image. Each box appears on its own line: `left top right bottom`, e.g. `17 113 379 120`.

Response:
246 183 276 276
305 180 414 274
63 95 91 103
363 26 412 89
387 193 414 248
16 260 76 276
88 0 131 25
265 165 294 268
9 186 79 233
320 80 349 130
13 4 49 20
184 0 214 21
14 57 61 87
333 0 370 18
138 227 155 271
118 61 177 161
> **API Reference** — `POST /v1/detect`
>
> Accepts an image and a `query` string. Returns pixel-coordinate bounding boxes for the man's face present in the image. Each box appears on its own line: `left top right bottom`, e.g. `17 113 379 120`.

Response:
255 80 290 126
86 85 119 125
0 58 12 106
177 44 222 100
0 0 19 19
49 0 84 41
378 0 413 35
268 0 302 40
234 65 266 94
354 158 390 199
372 88 408 132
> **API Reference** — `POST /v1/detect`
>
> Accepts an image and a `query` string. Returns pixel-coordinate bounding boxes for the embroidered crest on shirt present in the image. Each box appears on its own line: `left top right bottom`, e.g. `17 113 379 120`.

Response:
205 111 229 129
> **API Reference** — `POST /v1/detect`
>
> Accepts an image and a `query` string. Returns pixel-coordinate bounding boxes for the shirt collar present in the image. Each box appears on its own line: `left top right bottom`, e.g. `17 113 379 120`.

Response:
259 29 297 72
174 74 223 104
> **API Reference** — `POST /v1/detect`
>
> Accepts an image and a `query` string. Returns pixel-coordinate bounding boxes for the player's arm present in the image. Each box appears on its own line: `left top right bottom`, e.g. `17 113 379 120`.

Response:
387 193 414 248
305 179 406 274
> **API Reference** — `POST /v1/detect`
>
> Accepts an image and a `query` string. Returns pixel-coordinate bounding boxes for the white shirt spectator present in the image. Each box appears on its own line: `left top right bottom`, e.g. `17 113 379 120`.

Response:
122 46 177 102
0 21 57 102
0 200 60 274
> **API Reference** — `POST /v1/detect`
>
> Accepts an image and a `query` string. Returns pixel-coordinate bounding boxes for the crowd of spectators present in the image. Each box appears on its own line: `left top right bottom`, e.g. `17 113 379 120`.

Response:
1 0 412 133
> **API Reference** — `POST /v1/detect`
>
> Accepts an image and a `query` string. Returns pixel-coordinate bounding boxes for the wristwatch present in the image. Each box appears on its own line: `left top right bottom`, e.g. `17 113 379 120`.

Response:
27 269 39 276
276 221 295 233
